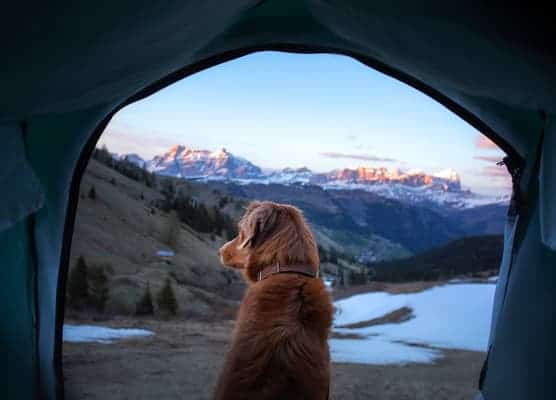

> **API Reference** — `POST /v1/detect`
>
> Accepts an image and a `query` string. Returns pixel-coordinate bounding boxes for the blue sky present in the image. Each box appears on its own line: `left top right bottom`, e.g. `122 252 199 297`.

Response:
99 51 509 195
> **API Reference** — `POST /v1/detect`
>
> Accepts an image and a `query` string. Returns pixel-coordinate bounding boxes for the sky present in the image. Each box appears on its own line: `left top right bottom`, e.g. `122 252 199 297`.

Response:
98 51 510 195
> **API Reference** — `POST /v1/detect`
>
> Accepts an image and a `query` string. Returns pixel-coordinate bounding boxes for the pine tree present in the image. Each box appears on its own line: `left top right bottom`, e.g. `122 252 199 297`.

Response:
67 256 89 310
88 185 96 200
88 265 109 314
162 212 180 250
136 282 154 316
329 248 338 264
157 277 178 317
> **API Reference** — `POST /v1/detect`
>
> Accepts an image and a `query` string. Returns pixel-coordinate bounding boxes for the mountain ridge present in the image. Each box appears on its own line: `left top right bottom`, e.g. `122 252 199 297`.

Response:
121 145 509 210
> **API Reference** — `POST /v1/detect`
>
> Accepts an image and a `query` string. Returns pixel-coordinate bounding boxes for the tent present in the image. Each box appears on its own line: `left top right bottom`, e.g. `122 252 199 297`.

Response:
1 2 555 399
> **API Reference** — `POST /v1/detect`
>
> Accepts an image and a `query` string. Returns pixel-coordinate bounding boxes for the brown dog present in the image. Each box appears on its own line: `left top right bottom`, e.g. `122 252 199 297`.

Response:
215 201 333 400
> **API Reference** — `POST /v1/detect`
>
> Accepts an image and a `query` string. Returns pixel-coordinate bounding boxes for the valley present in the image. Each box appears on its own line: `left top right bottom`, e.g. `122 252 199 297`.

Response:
68 147 505 320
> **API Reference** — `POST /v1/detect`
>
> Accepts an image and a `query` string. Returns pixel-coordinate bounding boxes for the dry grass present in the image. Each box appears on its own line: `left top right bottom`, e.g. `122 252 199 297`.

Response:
329 331 368 339
333 281 442 301
336 306 414 329
64 318 485 400
70 160 245 318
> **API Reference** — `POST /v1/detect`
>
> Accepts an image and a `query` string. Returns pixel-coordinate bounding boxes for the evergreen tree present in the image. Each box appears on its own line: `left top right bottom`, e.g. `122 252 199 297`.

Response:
136 282 154 316
88 265 109 314
162 212 180 250
329 248 339 264
67 256 89 310
157 277 178 317
88 185 96 200
318 245 328 263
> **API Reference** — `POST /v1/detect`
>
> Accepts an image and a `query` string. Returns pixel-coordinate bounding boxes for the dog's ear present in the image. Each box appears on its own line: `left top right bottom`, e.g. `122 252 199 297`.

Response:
239 202 279 249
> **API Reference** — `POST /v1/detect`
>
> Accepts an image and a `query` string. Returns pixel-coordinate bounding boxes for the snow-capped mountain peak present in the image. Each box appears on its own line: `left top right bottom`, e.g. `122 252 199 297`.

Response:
117 145 506 209
210 147 230 158
146 145 263 179
433 168 460 182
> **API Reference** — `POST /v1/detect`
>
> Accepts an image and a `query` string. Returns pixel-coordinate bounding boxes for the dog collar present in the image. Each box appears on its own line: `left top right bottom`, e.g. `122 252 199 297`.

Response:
257 262 319 281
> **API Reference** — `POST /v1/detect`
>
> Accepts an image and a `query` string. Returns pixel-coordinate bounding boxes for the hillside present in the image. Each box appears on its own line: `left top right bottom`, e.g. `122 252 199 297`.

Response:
68 150 505 319
69 158 367 318
368 235 503 282
69 159 246 319
113 146 508 262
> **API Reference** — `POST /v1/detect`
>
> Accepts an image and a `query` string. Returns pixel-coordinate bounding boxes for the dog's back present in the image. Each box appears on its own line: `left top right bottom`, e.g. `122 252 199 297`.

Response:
215 273 333 400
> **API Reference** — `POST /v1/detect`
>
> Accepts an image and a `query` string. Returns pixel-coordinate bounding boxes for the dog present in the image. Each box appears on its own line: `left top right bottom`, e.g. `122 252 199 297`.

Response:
215 201 333 400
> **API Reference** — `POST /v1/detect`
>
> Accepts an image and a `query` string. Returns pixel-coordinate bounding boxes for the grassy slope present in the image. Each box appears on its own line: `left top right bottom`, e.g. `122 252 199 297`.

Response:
70 160 245 319
70 160 367 319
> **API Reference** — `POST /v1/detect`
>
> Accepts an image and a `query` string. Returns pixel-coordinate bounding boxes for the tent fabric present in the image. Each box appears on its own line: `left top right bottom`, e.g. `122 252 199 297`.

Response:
0 2 555 399
25 105 114 398
540 117 556 250
482 176 556 399
0 123 44 231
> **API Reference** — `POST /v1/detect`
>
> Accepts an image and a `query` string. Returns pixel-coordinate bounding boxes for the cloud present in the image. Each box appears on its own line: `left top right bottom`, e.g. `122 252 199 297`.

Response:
480 165 510 179
99 122 176 158
474 155 503 163
346 135 357 141
319 151 397 163
475 135 498 149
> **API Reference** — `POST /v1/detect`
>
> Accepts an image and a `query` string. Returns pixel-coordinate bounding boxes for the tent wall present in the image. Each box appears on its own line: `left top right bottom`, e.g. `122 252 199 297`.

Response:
483 139 556 397
23 105 114 398
540 117 556 250
1 2 555 399
0 220 36 399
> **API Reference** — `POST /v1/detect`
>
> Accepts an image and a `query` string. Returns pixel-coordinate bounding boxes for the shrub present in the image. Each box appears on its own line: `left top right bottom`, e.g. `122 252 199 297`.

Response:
88 185 96 200
136 282 154 316
67 256 89 310
157 277 178 317
348 270 369 285
162 212 181 250
88 265 110 314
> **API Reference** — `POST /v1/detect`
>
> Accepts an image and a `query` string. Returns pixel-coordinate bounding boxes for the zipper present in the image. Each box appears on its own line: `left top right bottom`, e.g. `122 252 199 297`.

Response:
498 155 524 217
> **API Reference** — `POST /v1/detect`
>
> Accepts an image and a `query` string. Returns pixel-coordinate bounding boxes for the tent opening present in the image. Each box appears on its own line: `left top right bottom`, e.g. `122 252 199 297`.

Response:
61 51 510 400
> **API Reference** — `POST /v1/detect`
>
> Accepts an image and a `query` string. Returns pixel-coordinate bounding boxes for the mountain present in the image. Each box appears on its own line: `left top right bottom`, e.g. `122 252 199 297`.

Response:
197 179 506 259
117 145 507 261
70 154 375 318
121 153 146 168
125 145 508 211
318 166 461 191
144 145 264 179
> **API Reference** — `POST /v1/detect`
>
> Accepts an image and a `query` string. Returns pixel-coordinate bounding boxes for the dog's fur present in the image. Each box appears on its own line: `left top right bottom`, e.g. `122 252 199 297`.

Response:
215 201 333 400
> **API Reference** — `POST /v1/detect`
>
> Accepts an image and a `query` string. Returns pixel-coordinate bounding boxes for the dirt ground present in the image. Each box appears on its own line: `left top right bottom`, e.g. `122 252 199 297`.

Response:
64 318 484 400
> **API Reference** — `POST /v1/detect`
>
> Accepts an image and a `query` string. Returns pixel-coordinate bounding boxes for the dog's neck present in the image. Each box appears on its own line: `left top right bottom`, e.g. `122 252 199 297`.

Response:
255 262 319 282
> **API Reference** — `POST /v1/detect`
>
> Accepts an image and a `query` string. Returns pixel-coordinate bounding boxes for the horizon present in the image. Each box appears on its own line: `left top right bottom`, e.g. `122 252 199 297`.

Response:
98 51 510 195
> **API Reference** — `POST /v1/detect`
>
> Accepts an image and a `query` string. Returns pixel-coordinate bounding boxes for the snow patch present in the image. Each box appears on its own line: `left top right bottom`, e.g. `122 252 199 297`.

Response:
330 337 441 365
156 250 175 258
63 324 154 343
330 283 495 365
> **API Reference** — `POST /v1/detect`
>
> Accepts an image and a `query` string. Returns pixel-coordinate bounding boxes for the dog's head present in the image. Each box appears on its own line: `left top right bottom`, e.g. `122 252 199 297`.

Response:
219 201 319 283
